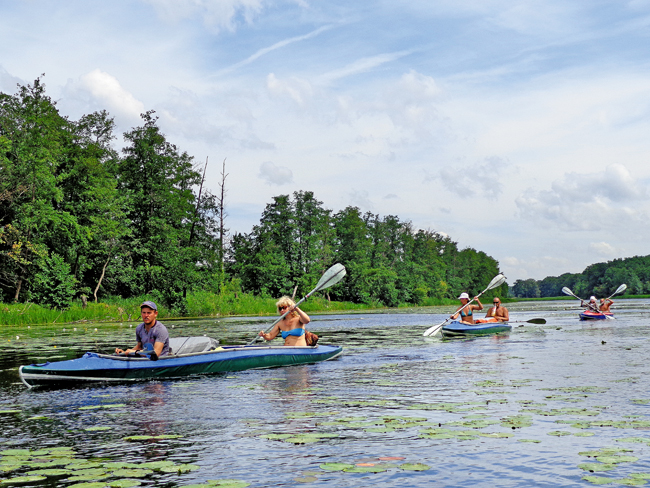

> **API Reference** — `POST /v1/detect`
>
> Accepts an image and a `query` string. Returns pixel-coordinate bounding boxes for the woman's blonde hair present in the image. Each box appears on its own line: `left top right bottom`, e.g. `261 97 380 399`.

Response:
276 296 298 317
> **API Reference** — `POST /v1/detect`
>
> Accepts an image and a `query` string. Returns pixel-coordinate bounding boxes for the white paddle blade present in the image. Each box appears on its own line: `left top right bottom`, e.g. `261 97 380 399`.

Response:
486 274 506 291
614 284 627 295
315 263 347 292
423 322 445 337
561 287 574 297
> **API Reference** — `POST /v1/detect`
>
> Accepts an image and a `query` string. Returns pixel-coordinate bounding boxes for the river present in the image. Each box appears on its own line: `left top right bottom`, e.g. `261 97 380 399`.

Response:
1 299 650 487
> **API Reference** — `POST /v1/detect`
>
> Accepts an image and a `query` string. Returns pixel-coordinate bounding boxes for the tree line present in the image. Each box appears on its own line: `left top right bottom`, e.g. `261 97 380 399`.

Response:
511 255 650 299
1 78 506 311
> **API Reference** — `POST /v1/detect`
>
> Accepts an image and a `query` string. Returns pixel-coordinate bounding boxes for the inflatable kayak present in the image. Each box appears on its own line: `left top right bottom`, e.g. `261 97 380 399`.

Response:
442 320 511 337
19 337 343 388
579 310 614 320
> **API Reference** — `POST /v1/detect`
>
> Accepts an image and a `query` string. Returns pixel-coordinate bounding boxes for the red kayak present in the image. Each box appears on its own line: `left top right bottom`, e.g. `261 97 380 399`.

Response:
579 310 613 320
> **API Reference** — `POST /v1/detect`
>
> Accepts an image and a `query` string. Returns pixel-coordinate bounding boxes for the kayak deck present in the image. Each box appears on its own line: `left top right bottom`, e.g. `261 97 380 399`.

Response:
19 344 343 388
442 320 511 337
579 311 614 320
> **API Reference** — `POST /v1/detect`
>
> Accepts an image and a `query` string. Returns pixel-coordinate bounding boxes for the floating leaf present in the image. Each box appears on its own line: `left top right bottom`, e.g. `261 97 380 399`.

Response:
582 476 614 484
0 476 47 485
319 463 354 471
399 463 430 471
617 438 648 444
615 479 646 486
84 426 111 432
517 439 541 443
343 465 387 473
578 464 616 472
27 468 72 476
137 460 176 470
0 410 21 415
206 480 251 487
630 474 650 480
595 456 638 465
107 480 142 488
294 477 318 483
548 431 572 436
109 469 153 478
67 483 107 488
159 464 200 474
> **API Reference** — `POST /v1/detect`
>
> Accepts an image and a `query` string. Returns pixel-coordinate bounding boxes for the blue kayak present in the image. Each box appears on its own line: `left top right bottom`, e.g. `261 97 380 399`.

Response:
19 338 343 388
442 320 511 337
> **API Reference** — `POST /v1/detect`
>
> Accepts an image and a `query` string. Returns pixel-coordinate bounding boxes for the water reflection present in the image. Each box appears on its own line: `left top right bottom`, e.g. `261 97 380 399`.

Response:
1 300 650 486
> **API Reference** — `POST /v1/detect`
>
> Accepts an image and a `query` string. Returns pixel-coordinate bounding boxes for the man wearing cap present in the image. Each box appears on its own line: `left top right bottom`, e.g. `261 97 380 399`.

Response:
581 296 600 312
450 293 483 324
115 301 170 359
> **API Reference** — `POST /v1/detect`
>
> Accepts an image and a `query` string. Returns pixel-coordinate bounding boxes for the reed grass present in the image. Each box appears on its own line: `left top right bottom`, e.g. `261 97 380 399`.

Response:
0 291 379 326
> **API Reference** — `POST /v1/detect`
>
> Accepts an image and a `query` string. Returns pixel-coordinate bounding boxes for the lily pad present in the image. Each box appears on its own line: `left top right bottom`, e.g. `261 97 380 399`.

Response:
137 460 176 470
399 463 430 471
578 464 616 472
206 480 251 487
319 463 355 471
595 456 639 465
517 439 541 443
109 469 153 478
582 476 614 484
159 464 200 474
107 480 142 488
343 465 387 473
0 475 47 485
616 479 647 486
84 426 111 432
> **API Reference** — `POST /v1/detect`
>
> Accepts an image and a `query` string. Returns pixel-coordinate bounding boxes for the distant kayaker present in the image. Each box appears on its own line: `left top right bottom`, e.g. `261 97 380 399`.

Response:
599 298 613 313
450 293 483 324
581 296 600 312
259 296 310 346
115 301 170 359
485 297 509 322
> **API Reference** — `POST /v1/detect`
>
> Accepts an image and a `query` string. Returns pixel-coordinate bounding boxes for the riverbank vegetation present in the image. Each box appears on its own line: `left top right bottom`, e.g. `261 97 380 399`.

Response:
1 77 504 324
511 255 650 299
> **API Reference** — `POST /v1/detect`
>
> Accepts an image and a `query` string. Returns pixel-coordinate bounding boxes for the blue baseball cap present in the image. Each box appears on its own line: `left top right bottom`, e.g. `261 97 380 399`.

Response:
140 301 158 311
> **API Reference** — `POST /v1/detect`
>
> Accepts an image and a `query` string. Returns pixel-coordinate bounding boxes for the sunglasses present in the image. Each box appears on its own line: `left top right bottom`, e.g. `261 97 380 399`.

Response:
278 306 288 311
493 301 500 304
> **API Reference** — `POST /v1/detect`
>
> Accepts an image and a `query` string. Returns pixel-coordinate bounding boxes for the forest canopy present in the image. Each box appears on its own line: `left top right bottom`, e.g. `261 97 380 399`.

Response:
510 255 650 298
1 78 506 311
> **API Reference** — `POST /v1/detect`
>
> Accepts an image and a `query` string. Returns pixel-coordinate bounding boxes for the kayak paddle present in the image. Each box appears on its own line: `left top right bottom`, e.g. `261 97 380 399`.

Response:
423 273 507 337
249 263 347 345
606 283 627 300
510 318 546 324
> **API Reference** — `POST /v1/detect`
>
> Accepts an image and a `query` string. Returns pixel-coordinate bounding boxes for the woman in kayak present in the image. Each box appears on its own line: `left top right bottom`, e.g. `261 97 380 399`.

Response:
258 296 310 346
450 292 483 324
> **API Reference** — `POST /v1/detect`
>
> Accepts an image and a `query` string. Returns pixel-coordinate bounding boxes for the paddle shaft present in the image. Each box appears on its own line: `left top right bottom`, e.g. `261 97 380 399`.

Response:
423 274 507 337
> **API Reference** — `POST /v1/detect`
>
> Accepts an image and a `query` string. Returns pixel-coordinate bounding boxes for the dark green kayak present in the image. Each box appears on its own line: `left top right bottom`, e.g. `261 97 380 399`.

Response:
19 342 343 388
442 321 511 337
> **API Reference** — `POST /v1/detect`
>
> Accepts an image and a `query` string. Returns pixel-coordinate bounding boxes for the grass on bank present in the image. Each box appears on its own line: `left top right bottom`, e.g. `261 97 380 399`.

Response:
0 291 385 327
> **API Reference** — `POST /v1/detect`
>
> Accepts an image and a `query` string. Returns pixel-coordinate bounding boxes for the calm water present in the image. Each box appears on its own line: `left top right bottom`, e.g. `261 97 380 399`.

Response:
2 299 650 487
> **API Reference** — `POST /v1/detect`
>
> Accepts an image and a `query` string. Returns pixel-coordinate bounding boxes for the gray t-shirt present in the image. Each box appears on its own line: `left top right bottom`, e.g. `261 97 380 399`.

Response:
135 321 170 356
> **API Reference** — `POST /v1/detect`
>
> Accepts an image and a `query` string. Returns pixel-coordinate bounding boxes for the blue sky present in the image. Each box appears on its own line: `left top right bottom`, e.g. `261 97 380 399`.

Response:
2 0 650 282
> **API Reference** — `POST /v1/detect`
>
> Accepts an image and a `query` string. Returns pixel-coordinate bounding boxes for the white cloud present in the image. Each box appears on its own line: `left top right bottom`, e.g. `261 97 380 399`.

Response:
258 161 293 185
589 241 617 257
515 164 649 231
433 156 509 200
266 73 313 107
143 0 265 31
77 69 145 122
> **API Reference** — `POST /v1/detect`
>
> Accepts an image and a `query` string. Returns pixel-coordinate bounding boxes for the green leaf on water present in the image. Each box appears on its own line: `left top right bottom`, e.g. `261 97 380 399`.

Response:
68 474 111 482
399 463 430 471
109 469 154 478
84 426 111 432
159 464 200 474
206 480 251 487
616 479 647 486
578 464 616 472
319 463 355 471
479 432 514 438
617 438 648 444
0 476 47 485
107 480 142 488
595 456 639 465
137 460 176 470
630 474 650 480
78 406 102 410
0 410 21 415
66 483 107 488
294 476 319 483
574 432 595 437
0 449 31 456
343 465 387 473
27 468 72 476
517 439 541 443
548 431 572 436
582 475 615 484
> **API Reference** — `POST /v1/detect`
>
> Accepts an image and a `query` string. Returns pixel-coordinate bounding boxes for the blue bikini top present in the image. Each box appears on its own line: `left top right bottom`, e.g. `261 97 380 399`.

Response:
281 328 305 339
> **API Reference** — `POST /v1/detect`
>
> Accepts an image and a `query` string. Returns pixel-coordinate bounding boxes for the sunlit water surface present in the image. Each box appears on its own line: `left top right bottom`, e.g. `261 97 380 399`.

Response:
1 299 650 487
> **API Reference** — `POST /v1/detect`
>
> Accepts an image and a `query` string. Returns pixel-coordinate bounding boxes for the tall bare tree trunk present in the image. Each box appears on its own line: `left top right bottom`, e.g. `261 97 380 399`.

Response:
94 255 110 302
218 158 228 279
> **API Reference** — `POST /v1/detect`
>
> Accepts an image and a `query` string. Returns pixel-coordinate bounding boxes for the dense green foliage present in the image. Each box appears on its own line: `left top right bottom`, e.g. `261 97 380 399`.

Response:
1 78 505 315
0 79 222 311
226 193 506 305
511 255 650 298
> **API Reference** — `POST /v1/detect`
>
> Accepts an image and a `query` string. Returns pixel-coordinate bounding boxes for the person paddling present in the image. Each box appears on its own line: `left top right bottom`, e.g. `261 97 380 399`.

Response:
599 298 614 313
115 301 170 359
259 297 310 346
581 296 600 312
450 293 483 324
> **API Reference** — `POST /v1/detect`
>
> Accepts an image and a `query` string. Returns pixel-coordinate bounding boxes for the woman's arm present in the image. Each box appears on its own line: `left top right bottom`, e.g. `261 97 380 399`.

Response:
259 324 280 341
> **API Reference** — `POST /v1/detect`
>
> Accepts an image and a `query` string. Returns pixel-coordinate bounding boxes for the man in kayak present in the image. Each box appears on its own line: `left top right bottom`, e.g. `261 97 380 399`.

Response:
599 298 614 312
259 296 310 346
450 293 483 324
581 296 600 312
115 301 170 359
484 297 509 322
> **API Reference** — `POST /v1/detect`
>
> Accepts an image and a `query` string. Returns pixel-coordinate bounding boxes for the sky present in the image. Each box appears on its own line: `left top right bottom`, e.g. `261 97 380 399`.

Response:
2 0 650 283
